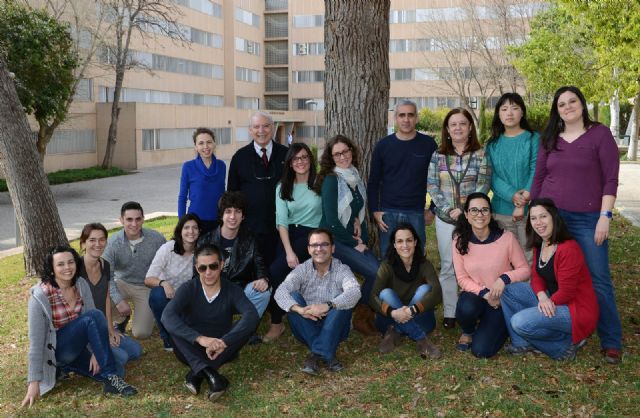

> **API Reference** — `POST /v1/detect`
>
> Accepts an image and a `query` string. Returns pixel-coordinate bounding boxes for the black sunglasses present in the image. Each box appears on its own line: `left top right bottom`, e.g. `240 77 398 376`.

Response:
197 262 220 273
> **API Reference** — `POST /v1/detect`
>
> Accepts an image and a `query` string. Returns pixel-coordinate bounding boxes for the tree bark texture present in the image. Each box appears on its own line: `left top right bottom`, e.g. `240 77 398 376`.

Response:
324 0 390 181
0 59 68 277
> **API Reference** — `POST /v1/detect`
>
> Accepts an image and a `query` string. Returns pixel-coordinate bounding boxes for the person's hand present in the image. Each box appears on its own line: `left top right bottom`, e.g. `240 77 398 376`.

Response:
537 294 556 317
489 279 505 300
285 250 299 269
89 354 100 375
116 301 131 316
521 190 530 202
424 209 435 226
109 330 122 347
21 381 41 408
512 206 525 222
354 243 368 253
373 211 388 232
205 338 227 360
292 305 320 321
594 216 610 246
512 190 527 207
305 303 330 319
161 281 176 299
252 278 269 292
391 307 412 324
483 292 501 309
449 208 462 221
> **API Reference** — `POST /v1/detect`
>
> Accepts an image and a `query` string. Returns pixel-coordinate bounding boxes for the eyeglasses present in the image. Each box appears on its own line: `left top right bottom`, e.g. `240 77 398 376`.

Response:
292 154 310 163
308 242 331 249
196 262 220 273
332 149 352 159
468 207 491 216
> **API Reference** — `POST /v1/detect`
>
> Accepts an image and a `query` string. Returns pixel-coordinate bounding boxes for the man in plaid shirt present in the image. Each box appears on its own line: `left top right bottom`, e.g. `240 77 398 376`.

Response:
275 228 361 375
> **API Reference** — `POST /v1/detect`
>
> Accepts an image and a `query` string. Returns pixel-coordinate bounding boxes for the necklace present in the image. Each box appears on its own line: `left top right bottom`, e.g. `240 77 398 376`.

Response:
538 244 556 269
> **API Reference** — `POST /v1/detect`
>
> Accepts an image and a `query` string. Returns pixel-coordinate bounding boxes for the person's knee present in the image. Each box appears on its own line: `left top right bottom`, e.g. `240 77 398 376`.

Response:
510 313 530 337
379 288 395 302
455 299 477 320
471 342 499 359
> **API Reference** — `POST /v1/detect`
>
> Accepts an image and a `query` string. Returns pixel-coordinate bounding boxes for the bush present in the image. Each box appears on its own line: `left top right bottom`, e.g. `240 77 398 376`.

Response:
417 107 450 144
526 102 550 133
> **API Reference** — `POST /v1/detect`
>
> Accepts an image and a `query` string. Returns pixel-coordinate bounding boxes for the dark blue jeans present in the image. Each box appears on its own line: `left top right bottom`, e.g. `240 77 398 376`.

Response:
149 286 172 345
287 292 352 361
55 309 117 380
374 285 435 340
333 241 379 304
456 291 507 358
379 209 426 256
559 209 622 350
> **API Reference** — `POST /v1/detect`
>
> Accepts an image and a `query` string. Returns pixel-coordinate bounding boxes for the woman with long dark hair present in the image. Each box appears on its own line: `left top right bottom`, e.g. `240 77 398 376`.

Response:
145 214 201 351
370 223 443 359
317 134 380 335
452 192 529 358
22 246 137 407
427 108 492 330
500 198 598 360
486 93 539 258
531 86 622 364
265 143 322 342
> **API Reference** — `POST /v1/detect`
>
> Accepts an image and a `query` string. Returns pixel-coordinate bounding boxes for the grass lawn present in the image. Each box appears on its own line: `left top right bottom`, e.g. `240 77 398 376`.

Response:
0 166 128 192
0 216 638 417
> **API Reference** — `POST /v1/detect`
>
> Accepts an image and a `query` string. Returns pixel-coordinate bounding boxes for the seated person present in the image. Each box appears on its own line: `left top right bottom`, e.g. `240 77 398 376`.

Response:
274 228 361 375
452 192 529 358
161 244 259 402
198 192 270 330
370 223 443 359
501 198 599 360
23 246 136 408
145 214 201 351
79 223 142 377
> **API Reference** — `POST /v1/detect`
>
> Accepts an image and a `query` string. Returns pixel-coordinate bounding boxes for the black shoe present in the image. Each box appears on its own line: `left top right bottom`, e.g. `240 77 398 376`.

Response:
115 316 130 334
201 367 229 402
324 357 344 372
442 318 456 330
103 374 137 396
184 370 204 395
247 334 263 345
301 353 320 376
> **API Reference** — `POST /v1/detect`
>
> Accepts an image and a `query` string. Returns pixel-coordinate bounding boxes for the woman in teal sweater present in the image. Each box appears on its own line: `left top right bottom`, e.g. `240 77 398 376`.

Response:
486 93 539 260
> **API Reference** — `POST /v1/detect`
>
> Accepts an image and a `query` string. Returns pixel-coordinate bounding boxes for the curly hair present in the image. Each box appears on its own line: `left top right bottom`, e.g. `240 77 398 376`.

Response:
453 192 502 255
314 134 360 194
42 245 82 288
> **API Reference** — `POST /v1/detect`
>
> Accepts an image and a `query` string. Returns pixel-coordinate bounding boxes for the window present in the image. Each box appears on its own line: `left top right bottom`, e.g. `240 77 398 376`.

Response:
265 0 287 11
143 127 231 150
293 15 324 28
390 68 413 81
293 42 324 56
293 70 324 83
265 14 288 38
297 125 325 138
237 96 260 110
42 130 96 154
266 68 288 91
152 53 223 79
235 7 260 28
175 0 222 17
74 79 93 101
265 41 288 65
389 10 416 24
191 28 223 48
99 87 223 107
235 127 250 142
292 98 325 110
235 37 261 55
236 67 261 83
265 95 288 111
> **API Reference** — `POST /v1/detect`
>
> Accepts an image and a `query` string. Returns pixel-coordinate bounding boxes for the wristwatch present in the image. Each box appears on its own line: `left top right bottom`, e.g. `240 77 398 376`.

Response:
600 211 613 219
158 280 165 287
326 301 335 310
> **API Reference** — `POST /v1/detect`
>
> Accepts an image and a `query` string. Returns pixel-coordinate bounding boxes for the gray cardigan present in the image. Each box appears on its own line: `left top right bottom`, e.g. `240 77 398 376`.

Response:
27 278 95 396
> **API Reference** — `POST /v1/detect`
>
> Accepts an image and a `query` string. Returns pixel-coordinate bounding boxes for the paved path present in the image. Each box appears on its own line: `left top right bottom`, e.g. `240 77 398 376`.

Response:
1 161 639 257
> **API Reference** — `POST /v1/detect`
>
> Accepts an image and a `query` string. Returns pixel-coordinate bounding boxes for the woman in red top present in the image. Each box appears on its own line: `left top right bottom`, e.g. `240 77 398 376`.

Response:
500 198 599 360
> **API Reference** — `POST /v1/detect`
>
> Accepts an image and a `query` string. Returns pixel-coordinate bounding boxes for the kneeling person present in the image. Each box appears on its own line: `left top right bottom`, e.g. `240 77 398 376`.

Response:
161 245 259 402
275 229 361 375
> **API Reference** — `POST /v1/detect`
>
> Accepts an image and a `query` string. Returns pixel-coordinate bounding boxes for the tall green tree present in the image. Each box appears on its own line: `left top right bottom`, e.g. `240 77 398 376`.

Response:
0 3 79 161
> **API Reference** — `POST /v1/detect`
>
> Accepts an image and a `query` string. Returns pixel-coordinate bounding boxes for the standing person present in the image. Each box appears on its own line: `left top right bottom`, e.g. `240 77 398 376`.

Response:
78 223 142 377
501 198 599 360
452 193 529 358
22 246 137 407
486 93 539 259
144 214 201 351
178 127 226 234
427 108 491 330
531 85 622 364
274 229 361 375
162 244 258 402
316 135 380 336
368 100 437 255
370 223 443 359
103 201 166 339
266 143 322 342
228 111 288 266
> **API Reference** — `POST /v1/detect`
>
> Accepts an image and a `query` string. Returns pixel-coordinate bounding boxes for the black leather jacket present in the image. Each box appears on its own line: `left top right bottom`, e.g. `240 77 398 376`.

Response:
197 226 269 287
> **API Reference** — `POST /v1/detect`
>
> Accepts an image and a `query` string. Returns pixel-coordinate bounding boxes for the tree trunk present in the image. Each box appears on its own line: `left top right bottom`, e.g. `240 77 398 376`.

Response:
627 90 639 161
36 120 60 163
610 91 620 140
101 67 125 169
324 0 390 254
592 102 599 122
0 59 68 277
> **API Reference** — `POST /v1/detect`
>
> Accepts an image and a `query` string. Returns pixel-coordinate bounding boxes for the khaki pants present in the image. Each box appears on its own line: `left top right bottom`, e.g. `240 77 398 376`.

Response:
493 213 533 265
111 279 155 339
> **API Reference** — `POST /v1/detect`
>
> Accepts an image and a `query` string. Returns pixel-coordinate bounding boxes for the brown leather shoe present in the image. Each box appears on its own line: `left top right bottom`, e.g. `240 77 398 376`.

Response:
379 326 402 354
353 304 378 336
417 336 442 359
263 323 285 342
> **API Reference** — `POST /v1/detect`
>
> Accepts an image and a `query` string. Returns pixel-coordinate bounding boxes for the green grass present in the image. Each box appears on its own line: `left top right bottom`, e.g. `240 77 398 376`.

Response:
0 166 128 192
1 217 638 416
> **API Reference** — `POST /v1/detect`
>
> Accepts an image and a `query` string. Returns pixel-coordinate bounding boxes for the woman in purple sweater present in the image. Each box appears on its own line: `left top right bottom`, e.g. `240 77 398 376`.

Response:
530 86 622 364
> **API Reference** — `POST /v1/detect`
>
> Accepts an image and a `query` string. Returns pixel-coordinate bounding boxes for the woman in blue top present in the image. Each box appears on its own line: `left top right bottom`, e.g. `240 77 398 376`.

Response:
265 143 322 342
316 135 380 335
486 93 539 260
178 127 226 233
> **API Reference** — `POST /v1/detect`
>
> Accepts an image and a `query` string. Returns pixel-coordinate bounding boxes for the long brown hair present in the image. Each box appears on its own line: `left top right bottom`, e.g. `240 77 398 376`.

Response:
314 135 360 194
439 108 481 155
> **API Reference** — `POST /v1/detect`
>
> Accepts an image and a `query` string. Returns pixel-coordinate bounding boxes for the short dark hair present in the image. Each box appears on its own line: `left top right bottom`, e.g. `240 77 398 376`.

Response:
308 228 334 245
42 245 82 288
195 243 222 260
526 198 573 249
120 201 144 217
79 223 108 252
218 191 247 217
192 127 215 144
173 214 202 255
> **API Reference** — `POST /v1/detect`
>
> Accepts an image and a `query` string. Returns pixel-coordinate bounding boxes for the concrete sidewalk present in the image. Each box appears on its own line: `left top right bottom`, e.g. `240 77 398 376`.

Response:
616 162 640 227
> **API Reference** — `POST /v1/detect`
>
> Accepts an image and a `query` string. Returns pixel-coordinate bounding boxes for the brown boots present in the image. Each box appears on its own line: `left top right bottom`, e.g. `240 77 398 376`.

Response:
353 304 378 336
379 326 402 353
417 336 442 359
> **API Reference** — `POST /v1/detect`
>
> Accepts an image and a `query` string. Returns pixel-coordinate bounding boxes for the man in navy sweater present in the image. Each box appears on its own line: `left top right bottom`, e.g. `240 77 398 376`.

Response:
368 100 437 255
162 244 258 402
227 111 288 266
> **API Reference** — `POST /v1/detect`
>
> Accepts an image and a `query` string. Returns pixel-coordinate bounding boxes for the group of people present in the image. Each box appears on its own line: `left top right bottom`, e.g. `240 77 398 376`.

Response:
24 85 623 406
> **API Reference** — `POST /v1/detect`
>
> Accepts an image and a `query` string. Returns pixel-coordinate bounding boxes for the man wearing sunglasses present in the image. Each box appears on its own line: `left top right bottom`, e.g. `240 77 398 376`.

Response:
162 244 259 402
275 229 361 376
